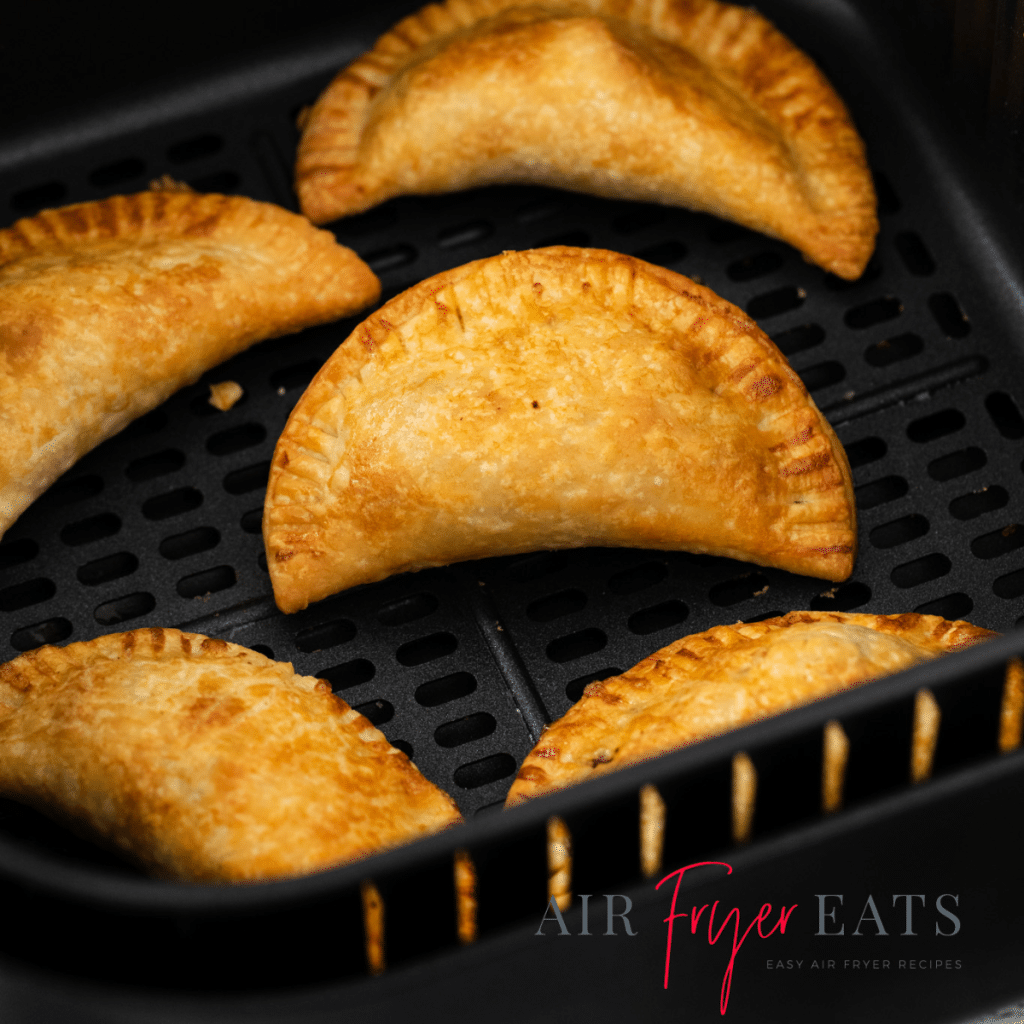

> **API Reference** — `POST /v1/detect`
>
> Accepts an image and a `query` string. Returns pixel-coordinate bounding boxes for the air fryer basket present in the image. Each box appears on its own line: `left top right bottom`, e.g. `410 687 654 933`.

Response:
1 1 1023 1021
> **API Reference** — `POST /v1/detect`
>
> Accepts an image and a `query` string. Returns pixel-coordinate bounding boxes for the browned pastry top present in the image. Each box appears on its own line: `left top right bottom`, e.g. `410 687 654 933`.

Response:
296 0 877 278
264 247 856 614
0 190 380 540
0 629 461 881
505 611 997 806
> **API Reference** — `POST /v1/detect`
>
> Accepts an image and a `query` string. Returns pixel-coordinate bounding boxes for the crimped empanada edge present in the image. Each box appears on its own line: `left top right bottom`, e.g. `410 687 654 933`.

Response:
504 611 998 806
263 247 857 612
294 0 877 278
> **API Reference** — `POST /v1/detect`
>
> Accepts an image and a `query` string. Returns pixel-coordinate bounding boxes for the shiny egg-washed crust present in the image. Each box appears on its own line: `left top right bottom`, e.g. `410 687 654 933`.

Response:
0 629 462 882
505 611 997 806
296 0 877 279
265 247 856 613
0 190 380 541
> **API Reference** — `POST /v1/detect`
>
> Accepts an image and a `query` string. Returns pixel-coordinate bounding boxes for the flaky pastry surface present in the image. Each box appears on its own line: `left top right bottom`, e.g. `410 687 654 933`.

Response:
296 0 877 278
265 247 855 613
0 629 461 881
0 190 380 540
505 611 996 805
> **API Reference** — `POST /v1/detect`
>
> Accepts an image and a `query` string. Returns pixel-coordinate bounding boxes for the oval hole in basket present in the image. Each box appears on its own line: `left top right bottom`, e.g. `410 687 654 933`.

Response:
142 488 202 521
11 181 66 212
416 672 477 707
907 408 965 443
810 581 872 612
949 485 1008 521
160 527 220 560
122 409 167 439
709 573 770 607
270 359 321 392
890 553 951 589
206 423 265 456
353 699 394 727
167 133 223 162
378 592 438 627
869 514 929 549
0 577 55 613
294 618 356 653
986 392 1024 439
61 512 121 545
0 538 38 571
628 599 688 635
894 232 936 276
125 449 185 482
928 447 986 482
727 251 783 282
844 296 902 329
546 628 607 663
865 332 923 368
504 550 569 582
454 753 516 789
799 361 845 391
612 205 666 234
396 632 458 666
928 293 970 338
747 286 805 319
77 552 138 586
608 561 668 595
633 240 687 266
89 157 146 188
707 221 752 244
189 171 241 194
971 524 1024 560
915 593 973 620
223 461 270 495
845 436 887 469
435 712 497 748
94 591 155 626
240 508 263 534
566 667 623 704
994 568 1024 600
177 566 235 599
770 323 825 356
855 475 908 510
10 617 73 652
527 589 586 622
318 658 376 691
46 474 104 506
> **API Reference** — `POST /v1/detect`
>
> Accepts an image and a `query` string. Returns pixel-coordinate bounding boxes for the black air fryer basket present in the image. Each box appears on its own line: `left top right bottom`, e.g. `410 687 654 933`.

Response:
1 1 1024 1021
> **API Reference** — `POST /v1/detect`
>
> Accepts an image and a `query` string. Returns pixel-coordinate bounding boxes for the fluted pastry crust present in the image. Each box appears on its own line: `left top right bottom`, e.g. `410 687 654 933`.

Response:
0 190 380 541
505 611 996 806
264 247 856 613
0 628 462 881
296 0 877 278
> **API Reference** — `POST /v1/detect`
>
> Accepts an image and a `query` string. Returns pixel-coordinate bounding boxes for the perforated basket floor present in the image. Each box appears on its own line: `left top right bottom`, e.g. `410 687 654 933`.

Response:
2 0 1024 1018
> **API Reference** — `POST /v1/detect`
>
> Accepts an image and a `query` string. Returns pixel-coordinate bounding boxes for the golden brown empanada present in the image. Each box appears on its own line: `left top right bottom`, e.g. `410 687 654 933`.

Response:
264 247 856 613
0 190 380 542
296 0 877 279
504 611 997 806
0 628 462 881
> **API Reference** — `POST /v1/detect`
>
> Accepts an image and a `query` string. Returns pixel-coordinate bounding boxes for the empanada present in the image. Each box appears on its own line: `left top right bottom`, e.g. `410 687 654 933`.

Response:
0 190 380 541
0 629 462 882
296 0 877 279
504 611 997 806
265 247 856 614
